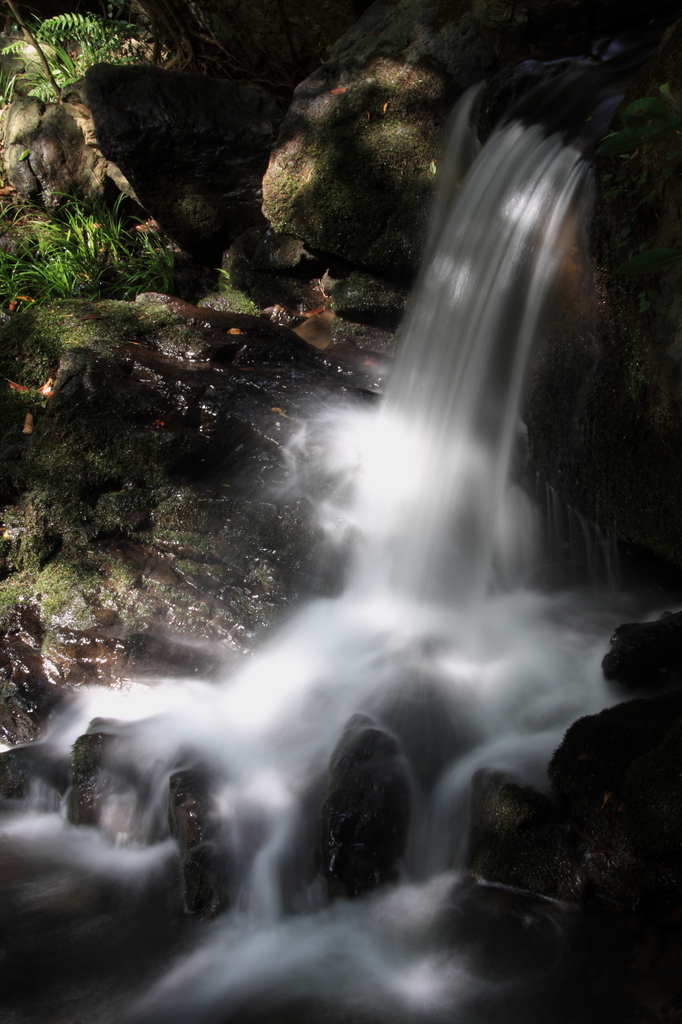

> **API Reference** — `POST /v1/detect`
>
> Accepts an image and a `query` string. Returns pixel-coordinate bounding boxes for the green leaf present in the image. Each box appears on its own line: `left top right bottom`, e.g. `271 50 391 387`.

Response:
596 128 643 156
19 149 30 161
616 248 682 274
660 83 681 115
596 114 682 155
621 97 669 129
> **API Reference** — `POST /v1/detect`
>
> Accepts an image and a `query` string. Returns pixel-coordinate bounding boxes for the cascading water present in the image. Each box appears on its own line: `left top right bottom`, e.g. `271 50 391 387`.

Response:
1 49 676 1024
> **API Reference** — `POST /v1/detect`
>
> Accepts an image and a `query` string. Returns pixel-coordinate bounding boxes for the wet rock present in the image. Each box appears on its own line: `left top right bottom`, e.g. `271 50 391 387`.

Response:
549 690 682 907
168 768 231 917
320 713 410 898
0 742 70 801
262 0 484 280
0 607 63 745
85 63 283 261
467 768 581 901
68 731 116 826
329 270 407 330
0 296 372 736
2 83 134 207
602 610 682 691
525 19 682 568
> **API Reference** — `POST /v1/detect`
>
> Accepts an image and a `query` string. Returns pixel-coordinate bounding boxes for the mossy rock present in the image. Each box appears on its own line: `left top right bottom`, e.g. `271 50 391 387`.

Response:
262 0 483 279
329 270 407 329
0 294 359 741
467 768 581 901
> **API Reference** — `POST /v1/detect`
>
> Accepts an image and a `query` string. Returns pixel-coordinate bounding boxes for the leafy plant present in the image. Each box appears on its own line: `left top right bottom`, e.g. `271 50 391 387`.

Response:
597 84 682 283
1 10 138 103
0 195 175 304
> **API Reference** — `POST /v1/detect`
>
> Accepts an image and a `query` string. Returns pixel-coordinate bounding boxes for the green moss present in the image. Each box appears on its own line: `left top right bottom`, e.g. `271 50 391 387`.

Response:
35 556 99 631
199 284 260 316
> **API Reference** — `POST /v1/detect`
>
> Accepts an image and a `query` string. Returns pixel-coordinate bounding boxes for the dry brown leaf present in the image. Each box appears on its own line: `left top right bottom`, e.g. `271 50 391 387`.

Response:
330 86 347 94
38 379 53 397
602 791 612 808
270 406 293 420
304 306 325 317
152 419 165 427
6 378 29 393
365 110 371 120
382 102 389 113
22 413 34 434
228 328 244 335
7 300 17 312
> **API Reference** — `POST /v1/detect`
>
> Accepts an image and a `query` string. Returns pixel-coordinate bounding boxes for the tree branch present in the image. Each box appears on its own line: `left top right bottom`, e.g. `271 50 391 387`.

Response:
4 0 61 101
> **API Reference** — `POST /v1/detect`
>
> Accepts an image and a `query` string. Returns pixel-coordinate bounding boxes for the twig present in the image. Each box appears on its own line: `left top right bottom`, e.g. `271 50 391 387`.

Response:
4 0 61 101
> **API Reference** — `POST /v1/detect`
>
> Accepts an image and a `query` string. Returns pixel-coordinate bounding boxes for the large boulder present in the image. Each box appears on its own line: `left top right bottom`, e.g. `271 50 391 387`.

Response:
262 0 484 281
549 690 682 907
320 713 411 898
525 19 682 567
602 610 682 691
467 768 581 901
1 81 132 206
85 63 284 261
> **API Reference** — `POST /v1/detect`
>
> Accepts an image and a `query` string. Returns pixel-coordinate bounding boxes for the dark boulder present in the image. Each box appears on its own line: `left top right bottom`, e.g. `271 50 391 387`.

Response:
85 63 283 261
68 730 116 826
168 768 231 917
525 20 682 569
0 741 70 802
602 610 682 691
549 690 682 906
320 713 410 898
467 768 581 901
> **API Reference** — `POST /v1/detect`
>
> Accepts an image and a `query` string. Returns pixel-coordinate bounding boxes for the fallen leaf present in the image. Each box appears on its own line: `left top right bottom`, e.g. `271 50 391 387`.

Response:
7 300 17 312
6 378 29 393
228 328 244 335
617 801 625 813
22 413 34 434
304 306 325 317
271 406 293 420
382 101 389 113
16 295 33 302
38 379 53 397
330 86 347 94
363 356 379 367
236 366 255 371
152 419 165 427
365 110 371 120
602 791 612 808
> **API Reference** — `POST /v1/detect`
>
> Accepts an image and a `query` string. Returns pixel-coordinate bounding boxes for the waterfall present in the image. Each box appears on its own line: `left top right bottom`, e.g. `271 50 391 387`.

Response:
349 115 591 604
0 79 666 1024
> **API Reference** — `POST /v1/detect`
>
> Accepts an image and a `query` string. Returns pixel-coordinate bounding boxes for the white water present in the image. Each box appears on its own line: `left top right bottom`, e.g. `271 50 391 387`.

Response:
2 96 671 1023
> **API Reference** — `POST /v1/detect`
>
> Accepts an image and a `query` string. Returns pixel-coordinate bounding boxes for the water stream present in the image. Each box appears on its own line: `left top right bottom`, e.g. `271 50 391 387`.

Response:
1 51 677 1024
